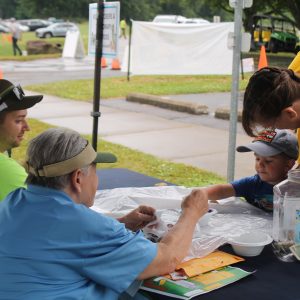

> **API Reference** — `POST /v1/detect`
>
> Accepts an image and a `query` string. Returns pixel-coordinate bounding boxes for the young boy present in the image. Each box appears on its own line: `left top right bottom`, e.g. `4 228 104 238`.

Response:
205 129 298 212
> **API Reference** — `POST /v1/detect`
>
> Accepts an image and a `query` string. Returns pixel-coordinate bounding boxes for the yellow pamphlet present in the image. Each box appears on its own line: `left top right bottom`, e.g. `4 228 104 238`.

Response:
176 251 244 278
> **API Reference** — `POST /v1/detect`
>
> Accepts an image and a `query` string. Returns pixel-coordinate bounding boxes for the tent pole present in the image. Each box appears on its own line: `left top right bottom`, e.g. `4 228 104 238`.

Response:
127 20 132 82
92 0 104 151
227 0 243 182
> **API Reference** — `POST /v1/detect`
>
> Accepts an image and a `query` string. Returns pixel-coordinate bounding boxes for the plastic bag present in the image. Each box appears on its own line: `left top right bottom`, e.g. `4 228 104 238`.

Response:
92 187 273 259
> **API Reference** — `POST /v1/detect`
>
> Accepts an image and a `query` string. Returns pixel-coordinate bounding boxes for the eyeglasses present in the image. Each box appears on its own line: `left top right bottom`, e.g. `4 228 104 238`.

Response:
0 84 25 101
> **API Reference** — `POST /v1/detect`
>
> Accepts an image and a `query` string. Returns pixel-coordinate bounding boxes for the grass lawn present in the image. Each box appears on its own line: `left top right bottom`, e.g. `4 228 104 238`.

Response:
25 74 251 101
12 119 225 187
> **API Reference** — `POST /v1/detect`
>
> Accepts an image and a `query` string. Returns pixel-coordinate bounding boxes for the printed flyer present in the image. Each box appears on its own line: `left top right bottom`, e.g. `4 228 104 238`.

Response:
141 266 253 299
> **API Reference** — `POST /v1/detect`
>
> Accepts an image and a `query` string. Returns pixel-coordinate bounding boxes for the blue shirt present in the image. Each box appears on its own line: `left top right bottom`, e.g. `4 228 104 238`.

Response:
231 174 274 211
0 185 157 300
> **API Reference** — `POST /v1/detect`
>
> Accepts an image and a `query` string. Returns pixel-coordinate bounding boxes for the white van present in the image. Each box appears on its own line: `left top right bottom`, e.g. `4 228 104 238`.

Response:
183 18 210 24
153 15 186 24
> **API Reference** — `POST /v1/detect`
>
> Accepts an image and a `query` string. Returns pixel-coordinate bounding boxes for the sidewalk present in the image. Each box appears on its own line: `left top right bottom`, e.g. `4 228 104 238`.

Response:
27 90 254 180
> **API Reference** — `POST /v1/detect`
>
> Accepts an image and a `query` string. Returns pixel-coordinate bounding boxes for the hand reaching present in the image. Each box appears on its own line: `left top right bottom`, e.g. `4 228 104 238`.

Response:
181 189 208 220
118 205 156 231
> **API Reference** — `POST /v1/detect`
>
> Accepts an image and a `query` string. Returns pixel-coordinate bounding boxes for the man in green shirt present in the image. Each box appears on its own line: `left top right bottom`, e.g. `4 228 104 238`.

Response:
0 79 43 200
120 19 127 39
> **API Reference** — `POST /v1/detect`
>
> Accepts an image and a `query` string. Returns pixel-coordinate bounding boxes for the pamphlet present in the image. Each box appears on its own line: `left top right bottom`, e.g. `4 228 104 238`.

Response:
141 266 254 299
175 251 244 278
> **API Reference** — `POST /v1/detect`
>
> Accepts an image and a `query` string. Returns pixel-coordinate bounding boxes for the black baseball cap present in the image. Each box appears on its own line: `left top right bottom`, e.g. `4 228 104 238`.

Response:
0 79 43 112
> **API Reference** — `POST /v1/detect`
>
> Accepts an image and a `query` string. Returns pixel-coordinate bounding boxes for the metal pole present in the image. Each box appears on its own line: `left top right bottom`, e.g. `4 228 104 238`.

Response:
240 51 244 80
227 0 243 182
127 20 132 82
91 0 104 151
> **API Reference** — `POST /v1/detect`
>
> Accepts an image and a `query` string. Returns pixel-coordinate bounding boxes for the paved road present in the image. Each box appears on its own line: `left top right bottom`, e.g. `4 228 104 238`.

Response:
2 57 124 85
2 36 128 85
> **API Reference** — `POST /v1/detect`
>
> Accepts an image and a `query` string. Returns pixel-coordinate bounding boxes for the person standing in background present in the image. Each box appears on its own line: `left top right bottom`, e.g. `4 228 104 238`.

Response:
120 18 127 39
10 18 22 56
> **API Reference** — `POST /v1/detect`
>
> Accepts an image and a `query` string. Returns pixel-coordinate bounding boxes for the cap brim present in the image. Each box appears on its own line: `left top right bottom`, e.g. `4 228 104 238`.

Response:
5 95 43 111
94 152 117 163
236 143 281 157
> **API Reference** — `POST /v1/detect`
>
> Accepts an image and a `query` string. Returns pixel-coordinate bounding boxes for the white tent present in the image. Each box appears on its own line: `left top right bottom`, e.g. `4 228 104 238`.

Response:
122 21 234 75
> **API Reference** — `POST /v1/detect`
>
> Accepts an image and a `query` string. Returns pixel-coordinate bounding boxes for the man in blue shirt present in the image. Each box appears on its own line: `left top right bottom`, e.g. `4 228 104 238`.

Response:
0 127 208 300
204 129 298 211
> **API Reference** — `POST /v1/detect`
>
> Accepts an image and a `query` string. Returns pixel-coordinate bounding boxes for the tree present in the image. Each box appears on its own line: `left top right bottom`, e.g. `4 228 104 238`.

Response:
120 0 161 22
202 0 300 31
5 0 300 32
0 0 18 19
16 0 96 20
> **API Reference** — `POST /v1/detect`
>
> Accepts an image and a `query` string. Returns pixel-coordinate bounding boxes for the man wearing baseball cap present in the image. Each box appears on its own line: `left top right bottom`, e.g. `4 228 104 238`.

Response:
0 79 43 201
203 129 298 211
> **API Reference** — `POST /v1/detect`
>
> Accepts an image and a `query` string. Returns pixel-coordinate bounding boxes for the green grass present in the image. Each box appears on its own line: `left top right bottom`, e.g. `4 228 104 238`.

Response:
12 119 225 187
25 75 251 101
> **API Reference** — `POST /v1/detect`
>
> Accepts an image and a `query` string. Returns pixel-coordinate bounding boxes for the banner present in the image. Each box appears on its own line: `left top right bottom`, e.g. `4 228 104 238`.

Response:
122 21 234 75
88 2 120 57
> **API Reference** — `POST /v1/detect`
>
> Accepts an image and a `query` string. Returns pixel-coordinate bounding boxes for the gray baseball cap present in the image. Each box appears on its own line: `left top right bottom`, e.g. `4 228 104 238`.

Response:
236 129 298 160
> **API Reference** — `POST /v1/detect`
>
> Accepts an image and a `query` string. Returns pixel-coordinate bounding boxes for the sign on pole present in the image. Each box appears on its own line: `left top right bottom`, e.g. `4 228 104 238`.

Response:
63 30 85 58
88 2 120 58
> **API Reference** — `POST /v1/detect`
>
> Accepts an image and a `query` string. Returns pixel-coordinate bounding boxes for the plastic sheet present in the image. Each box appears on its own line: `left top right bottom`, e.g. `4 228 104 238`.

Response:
142 209 202 243
92 187 273 259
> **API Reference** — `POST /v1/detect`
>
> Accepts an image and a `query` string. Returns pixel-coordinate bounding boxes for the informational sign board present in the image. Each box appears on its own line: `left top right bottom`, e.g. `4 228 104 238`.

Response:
88 2 120 57
242 57 254 72
63 30 85 58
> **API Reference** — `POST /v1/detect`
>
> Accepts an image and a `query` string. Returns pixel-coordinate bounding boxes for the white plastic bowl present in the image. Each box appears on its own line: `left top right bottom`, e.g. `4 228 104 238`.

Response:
229 231 273 257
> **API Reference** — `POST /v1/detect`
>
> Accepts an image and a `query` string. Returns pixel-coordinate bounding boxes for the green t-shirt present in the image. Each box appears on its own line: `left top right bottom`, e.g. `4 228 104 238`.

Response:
120 19 126 29
0 153 27 201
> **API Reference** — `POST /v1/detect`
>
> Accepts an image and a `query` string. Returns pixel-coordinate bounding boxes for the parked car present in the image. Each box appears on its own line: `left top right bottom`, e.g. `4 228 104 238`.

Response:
0 23 10 33
19 19 49 31
35 22 78 38
153 15 186 24
1 20 29 32
48 17 64 24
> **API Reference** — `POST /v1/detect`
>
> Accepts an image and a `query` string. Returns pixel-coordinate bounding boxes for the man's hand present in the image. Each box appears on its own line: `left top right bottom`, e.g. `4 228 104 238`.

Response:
181 189 208 220
118 205 156 231
138 189 209 280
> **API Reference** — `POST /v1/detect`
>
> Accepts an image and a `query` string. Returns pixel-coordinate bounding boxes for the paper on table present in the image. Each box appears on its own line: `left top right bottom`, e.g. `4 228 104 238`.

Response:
175 251 244 278
141 266 254 299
